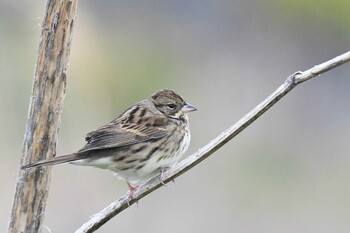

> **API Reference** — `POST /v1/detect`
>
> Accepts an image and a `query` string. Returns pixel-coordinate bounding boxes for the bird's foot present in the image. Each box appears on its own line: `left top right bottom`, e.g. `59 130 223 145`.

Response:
160 167 175 186
126 182 138 206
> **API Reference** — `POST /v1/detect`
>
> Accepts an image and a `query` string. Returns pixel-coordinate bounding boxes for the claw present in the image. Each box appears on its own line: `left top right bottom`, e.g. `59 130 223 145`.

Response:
126 182 138 206
160 167 176 186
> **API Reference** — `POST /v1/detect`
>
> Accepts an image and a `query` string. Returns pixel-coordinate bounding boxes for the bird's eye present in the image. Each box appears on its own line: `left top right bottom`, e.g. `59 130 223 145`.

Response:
166 103 176 109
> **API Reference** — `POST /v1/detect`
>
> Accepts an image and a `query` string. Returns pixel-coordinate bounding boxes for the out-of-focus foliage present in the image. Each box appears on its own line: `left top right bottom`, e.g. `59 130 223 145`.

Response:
275 0 350 27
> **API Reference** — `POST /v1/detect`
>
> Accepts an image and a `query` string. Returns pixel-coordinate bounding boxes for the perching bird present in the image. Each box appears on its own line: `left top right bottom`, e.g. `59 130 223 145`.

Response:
22 89 197 195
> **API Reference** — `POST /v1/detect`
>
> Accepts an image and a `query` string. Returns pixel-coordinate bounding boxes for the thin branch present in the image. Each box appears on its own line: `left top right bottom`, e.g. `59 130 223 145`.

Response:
76 51 350 233
8 1 78 232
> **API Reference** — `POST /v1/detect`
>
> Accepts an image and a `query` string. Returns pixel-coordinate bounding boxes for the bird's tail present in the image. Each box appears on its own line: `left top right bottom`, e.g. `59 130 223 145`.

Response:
21 153 82 170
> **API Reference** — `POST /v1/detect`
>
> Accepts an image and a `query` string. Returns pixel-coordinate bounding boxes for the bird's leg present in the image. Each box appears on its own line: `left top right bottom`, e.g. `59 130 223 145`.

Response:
160 167 172 186
126 182 138 206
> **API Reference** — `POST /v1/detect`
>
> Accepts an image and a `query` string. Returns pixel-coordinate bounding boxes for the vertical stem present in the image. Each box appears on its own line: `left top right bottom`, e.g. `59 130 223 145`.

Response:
8 0 78 232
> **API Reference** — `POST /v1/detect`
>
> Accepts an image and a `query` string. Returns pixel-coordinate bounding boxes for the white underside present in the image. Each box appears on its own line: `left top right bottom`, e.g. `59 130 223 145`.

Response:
72 127 191 186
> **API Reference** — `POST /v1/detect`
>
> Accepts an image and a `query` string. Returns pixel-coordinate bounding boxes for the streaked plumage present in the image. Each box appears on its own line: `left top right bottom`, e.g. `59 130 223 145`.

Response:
22 89 196 188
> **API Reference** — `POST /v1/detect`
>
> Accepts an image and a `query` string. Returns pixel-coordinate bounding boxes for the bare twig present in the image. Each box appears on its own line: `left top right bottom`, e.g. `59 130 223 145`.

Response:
8 1 78 232
76 51 350 233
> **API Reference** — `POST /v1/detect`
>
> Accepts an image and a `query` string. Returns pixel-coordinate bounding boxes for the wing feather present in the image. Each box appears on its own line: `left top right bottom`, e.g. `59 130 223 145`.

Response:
78 105 172 153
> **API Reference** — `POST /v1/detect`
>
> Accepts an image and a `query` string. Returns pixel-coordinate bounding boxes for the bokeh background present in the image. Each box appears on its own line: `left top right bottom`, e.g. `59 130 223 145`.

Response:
1 1 350 232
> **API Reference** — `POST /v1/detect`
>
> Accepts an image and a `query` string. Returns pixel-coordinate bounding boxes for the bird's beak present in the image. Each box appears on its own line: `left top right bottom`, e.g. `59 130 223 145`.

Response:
182 102 197 113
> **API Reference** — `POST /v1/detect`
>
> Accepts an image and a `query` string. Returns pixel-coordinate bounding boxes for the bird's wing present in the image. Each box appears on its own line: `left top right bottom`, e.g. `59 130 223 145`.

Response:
78 105 172 153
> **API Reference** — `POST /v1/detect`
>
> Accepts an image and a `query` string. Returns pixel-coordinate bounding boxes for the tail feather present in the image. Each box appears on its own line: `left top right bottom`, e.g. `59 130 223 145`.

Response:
22 153 82 170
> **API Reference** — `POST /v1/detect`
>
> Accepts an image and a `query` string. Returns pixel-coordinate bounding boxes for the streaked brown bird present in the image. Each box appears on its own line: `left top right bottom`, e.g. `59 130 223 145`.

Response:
22 89 196 195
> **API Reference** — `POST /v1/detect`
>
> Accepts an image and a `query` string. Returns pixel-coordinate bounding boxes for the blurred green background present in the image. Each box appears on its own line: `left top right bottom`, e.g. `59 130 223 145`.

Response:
1 1 350 232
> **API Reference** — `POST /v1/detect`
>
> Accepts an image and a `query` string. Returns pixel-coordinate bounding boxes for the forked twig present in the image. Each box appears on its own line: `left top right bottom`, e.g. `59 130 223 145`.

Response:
76 51 350 233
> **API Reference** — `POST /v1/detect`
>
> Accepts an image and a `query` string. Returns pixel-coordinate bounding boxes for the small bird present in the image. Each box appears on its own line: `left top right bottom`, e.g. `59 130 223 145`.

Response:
22 89 196 196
